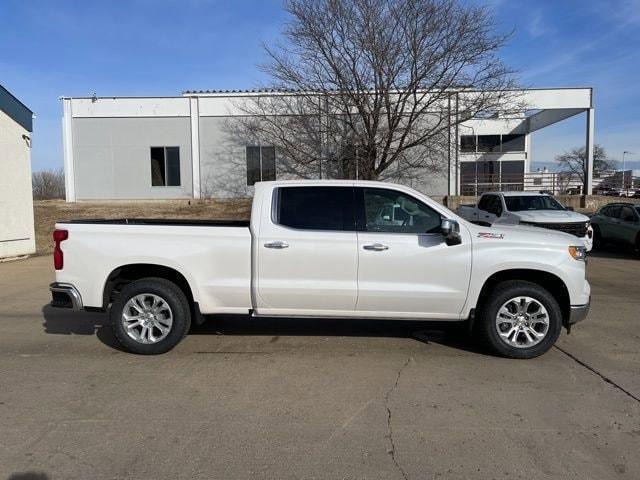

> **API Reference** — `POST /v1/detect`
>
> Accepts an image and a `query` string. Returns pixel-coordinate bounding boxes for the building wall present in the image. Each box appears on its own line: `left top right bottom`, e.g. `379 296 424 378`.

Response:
199 116 253 198
72 117 193 200
63 88 594 200
0 111 35 258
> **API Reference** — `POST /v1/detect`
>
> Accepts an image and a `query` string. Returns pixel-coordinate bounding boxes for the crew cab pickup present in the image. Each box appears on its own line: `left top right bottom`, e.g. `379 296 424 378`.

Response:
458 192 593 251
50 180 591 358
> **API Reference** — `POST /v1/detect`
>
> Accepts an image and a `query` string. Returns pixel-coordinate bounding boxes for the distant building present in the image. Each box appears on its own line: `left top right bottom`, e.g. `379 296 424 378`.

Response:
60 87 595 201
0 84 35 258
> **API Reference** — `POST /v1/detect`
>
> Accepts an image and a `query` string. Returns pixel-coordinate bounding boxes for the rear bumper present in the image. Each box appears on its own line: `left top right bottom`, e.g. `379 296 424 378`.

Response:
568 296 590 326
49 282 83 310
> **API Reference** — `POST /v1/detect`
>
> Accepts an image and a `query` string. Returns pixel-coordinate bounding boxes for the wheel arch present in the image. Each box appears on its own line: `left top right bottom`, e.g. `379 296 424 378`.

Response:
102 264 202 323
475 269 571 327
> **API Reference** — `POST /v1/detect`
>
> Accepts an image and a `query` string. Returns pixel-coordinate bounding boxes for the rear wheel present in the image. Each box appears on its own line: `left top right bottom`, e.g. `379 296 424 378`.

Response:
110 277 191 354
477 281 562 359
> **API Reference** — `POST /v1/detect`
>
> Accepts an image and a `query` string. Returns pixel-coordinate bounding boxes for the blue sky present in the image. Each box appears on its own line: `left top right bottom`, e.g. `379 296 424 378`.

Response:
1 0 639 172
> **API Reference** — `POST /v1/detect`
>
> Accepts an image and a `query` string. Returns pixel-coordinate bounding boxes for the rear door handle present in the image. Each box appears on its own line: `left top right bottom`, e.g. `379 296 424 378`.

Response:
363 243 389 251
264 241 289 249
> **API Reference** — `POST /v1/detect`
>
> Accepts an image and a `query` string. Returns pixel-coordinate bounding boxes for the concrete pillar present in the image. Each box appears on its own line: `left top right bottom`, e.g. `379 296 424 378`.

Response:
61 98 76 202
189 96 201 199
584 108 595 195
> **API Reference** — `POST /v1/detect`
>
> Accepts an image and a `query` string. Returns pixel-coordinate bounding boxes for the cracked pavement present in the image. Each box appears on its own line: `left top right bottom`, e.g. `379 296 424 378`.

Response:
1 252 639 479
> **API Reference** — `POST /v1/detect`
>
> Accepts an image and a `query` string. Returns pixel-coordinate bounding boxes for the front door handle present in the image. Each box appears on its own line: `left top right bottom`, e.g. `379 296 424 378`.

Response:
363 243 389 251
264 241 289 249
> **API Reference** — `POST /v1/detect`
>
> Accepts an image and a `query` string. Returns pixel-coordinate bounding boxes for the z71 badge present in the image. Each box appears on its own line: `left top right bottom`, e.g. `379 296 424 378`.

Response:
477 232 504 239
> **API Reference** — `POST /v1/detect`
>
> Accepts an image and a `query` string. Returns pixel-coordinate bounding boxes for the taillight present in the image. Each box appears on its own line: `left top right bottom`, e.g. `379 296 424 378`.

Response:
53 229 68 270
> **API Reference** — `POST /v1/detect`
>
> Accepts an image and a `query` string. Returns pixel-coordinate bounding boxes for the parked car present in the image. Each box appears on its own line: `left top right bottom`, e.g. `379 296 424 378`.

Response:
49 180 590 359
457 191 593 251
590 202 640 253
603 189 626 197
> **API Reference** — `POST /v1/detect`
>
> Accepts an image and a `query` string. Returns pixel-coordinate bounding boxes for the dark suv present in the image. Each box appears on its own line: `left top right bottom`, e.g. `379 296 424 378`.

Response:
590 203 640 253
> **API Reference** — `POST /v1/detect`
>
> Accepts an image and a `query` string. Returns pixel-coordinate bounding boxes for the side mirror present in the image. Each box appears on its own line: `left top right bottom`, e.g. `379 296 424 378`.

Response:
441 218 462 246
566 206 575 211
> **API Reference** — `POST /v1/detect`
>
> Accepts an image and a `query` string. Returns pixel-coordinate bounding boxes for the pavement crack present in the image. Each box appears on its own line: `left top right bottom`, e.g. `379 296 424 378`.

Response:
384 356 412 480
554 345 640 403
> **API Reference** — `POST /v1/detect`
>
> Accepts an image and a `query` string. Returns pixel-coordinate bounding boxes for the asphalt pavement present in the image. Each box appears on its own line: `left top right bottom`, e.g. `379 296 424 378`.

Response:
0 252 638 479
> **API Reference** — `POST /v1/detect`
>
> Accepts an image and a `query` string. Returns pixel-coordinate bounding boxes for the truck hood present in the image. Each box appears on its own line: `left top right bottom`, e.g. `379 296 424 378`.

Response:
510 210 589 223
466 222 585 248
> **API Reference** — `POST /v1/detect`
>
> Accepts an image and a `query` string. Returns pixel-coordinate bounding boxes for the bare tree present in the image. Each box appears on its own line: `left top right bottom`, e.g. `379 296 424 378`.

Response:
32 168 65 200
555 145 615 185
231 0 518 182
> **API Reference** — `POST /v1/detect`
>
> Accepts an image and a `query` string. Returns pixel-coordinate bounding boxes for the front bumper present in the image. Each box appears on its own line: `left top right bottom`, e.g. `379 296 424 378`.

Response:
567 295 590 327
49 282 83 310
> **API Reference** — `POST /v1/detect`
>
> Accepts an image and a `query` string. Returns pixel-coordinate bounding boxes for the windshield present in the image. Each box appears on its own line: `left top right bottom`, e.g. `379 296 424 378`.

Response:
503 195 565 212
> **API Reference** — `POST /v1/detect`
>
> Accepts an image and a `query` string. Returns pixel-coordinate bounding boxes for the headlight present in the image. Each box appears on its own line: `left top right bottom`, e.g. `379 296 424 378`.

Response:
568 245 587 261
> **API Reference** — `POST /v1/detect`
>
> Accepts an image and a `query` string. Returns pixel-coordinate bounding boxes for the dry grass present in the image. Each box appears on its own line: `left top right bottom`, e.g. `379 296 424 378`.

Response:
34 199 252 255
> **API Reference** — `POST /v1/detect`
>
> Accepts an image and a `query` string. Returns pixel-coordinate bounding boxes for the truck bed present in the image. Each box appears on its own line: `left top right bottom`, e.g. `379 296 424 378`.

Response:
58 218 250 227
54 218 252 313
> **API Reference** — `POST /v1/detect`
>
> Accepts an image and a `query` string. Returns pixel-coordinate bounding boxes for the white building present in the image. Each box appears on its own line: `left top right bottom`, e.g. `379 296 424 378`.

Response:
60 87 595 201
0 84 35 259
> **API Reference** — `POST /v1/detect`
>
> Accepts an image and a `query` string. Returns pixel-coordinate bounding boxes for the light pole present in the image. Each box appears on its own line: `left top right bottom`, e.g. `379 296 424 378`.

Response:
622 150 633 194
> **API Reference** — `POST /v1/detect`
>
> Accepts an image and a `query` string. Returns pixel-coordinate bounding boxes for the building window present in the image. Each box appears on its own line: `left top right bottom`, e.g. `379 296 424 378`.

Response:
477 135 501 153
151 147 180 186
501 134 525 152
460 160 525 195
459 134 526 153
460 135 476 153
246 146 276 186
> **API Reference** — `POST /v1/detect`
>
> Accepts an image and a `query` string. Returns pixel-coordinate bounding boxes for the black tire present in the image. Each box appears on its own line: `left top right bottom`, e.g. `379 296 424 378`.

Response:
110 277 191 354
477 281 562 359
592 225 603 250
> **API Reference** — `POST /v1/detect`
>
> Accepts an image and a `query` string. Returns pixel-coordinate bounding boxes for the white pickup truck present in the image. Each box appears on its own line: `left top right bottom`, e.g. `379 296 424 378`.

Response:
50 180 590 359
458 191 593 251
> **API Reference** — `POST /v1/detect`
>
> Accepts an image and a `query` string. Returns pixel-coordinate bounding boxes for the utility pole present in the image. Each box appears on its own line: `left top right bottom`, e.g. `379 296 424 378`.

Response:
622 151 632 194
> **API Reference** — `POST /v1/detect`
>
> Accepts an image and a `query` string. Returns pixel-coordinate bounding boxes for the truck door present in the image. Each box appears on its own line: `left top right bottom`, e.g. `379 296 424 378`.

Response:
255 186 358 316
354 187 472 319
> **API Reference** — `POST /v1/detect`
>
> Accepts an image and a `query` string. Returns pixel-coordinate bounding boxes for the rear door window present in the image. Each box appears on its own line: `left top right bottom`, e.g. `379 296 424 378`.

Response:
620 206 636 222
478 195 494 212
275 186 356 231
484 195 503 215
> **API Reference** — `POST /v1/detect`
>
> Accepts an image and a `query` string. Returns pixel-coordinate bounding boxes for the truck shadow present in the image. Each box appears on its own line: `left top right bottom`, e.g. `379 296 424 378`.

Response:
7 472 49 480
40 304 126 352
41 305 488 355
191 315 489 355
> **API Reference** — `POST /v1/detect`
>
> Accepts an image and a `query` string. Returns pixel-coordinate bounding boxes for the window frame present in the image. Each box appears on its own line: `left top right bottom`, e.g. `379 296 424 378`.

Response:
355 187 443 235
150 146 181 187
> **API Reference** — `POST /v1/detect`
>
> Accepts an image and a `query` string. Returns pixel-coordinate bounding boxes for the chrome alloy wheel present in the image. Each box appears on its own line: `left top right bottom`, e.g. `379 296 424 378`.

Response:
121 293 173 344
495 296 549 349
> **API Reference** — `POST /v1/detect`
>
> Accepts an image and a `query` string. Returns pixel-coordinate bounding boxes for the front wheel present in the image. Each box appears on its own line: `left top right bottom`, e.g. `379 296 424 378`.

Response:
110 277 191 354
477 281 562 359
